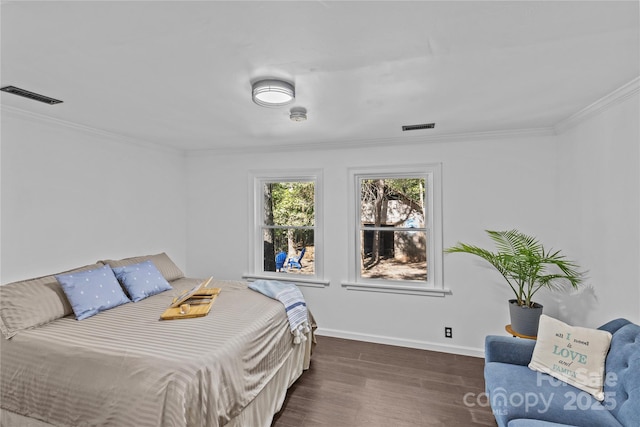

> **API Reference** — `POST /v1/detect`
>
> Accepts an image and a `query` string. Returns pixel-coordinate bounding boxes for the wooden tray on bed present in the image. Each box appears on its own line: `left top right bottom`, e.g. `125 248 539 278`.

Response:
160 287 221 320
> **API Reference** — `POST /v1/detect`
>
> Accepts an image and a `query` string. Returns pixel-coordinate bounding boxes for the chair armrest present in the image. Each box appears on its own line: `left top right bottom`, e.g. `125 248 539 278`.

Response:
598 318 630 334
484 335 536 366
508 419 581 427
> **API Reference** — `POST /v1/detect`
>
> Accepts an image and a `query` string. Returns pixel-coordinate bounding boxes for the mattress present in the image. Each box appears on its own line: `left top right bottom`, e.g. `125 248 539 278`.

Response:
0 278 312 427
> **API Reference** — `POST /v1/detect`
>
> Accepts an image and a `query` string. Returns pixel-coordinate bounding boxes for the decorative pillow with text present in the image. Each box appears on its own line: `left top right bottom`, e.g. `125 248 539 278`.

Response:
528 314 612 401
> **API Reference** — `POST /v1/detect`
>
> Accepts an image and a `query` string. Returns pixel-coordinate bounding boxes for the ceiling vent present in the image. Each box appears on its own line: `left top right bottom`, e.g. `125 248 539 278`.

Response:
1 86 63 104
402 123 435 131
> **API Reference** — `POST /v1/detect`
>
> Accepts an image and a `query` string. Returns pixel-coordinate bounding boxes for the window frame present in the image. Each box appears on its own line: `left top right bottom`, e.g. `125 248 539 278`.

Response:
343 164 447 296
244 169 327 288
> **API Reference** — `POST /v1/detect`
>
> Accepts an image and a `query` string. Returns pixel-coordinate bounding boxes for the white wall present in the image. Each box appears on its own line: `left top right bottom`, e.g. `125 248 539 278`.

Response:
2 89 637 357
0 109 188 283
185 91 639 356
186 133 565 356
553 92 640 328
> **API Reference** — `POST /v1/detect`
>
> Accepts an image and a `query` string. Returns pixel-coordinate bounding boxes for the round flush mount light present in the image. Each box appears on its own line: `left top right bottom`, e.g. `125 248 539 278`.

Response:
289 107 307 122
252 79 295 107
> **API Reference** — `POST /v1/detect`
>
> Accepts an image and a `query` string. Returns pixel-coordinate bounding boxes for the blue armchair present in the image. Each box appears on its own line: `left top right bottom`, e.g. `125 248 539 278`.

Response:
484 318 639 427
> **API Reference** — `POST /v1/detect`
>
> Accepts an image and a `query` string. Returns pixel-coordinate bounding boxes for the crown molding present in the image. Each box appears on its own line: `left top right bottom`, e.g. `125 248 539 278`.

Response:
1 101 553 157
1 105 186 156
554 76 640 134
186 127 556 157
5 76 637 156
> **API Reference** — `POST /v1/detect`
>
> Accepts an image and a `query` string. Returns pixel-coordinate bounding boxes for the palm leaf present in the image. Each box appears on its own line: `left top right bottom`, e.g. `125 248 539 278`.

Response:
445 229 585 307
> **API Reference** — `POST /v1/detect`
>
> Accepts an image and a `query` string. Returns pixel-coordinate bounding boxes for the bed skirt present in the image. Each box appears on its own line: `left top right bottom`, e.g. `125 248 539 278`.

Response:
1 325 312 427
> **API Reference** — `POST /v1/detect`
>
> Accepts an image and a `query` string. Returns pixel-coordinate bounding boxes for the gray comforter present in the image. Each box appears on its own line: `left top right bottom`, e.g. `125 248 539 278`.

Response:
0 279 304 427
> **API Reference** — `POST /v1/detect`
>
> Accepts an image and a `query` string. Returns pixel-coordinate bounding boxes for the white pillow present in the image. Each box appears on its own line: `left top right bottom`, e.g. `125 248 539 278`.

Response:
528 315 612 401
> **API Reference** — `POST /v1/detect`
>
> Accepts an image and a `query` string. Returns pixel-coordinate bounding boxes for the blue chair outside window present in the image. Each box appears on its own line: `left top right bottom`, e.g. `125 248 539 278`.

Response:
275 251 287 272
287 247 306 271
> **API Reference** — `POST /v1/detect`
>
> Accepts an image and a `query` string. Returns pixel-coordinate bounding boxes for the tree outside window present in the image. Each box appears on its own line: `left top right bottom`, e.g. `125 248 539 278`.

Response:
359 177 427 282
262 181 315 275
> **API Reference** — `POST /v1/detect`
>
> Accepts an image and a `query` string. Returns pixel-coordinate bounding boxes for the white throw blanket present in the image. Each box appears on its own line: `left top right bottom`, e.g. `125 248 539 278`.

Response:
248 280 310 344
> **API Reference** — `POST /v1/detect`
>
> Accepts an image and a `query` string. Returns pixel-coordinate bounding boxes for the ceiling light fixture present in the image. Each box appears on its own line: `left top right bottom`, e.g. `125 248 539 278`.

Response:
252 79 295 107
290 107 307 122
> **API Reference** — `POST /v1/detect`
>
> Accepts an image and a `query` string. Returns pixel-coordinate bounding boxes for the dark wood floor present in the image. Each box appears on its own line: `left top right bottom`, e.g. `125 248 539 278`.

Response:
272 335 497 427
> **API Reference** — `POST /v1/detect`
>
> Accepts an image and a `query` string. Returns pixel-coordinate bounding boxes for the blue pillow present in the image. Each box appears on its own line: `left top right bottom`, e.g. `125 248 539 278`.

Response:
111 260 172 302
56 265 131 320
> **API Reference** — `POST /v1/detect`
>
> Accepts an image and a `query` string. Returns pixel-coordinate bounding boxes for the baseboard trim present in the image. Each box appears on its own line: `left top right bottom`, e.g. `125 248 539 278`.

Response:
315 327 484 358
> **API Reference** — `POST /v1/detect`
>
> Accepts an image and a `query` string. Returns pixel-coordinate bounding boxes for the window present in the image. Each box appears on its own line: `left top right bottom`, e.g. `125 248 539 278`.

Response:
246 170 325 286
344 164 445 295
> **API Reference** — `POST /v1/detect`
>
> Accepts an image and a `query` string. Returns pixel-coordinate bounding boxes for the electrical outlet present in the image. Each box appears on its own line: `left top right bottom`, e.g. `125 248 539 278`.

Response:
445 327 453 338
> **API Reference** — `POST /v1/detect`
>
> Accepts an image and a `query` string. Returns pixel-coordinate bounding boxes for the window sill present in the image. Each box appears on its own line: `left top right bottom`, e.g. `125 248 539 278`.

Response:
242 273 329 288
341 281 451 296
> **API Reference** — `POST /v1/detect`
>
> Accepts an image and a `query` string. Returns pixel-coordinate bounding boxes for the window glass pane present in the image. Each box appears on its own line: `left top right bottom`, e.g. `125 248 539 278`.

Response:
360 230 427 282
263 227 315 275
263 182 315 227
359 176 427 283
360 178 425 229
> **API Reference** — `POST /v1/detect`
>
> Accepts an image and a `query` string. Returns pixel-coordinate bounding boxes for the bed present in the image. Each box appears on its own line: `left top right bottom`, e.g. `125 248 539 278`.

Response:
0 253 314 427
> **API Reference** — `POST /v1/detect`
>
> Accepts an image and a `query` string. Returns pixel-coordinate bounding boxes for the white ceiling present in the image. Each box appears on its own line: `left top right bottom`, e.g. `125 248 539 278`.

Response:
1 1 638 152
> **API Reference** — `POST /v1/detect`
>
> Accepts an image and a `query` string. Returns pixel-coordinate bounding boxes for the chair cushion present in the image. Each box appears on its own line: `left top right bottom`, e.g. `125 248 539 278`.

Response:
485 362 622 427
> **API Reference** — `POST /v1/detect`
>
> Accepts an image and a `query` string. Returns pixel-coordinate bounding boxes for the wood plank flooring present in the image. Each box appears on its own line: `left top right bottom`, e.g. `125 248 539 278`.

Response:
272 335 497 427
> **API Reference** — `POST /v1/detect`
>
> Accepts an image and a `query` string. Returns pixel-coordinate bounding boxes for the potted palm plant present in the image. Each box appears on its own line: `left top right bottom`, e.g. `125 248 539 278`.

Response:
445 229 585 337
